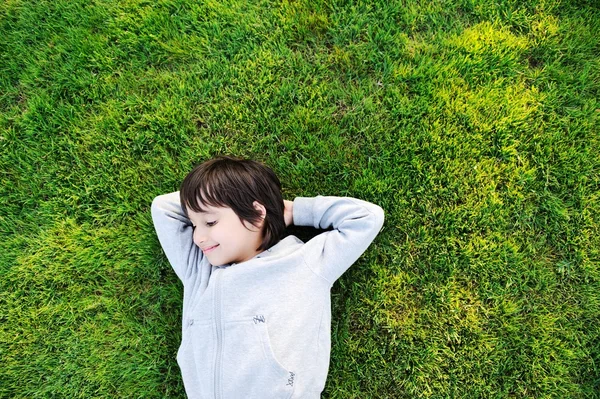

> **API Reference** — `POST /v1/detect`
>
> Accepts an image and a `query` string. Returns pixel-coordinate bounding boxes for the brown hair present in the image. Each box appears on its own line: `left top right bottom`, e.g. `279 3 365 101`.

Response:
179 156 285 251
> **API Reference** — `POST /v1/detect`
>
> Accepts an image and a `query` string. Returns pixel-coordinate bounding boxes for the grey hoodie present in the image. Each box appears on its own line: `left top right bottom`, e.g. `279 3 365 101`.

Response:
151 192 384 399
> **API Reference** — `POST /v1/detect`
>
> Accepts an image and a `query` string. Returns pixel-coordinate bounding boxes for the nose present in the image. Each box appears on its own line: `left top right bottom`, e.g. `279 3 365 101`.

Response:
193 228 206 247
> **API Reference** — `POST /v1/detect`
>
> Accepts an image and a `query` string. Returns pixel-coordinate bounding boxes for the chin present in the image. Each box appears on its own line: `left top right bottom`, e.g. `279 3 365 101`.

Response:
208 257 227 267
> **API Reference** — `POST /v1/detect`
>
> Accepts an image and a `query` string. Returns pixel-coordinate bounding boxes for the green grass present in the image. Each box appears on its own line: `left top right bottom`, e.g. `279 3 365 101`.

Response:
1 0 599 397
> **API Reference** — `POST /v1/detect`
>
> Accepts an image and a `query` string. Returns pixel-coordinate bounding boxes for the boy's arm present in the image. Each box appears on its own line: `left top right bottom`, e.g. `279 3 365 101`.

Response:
291 195 385 284
151 191 202 282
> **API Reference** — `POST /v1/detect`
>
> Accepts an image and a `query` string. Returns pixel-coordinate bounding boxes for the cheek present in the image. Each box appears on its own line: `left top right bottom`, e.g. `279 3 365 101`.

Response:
211 228 227 244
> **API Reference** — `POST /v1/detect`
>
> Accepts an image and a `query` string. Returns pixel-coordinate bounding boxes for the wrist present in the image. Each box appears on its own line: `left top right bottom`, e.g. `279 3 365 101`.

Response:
284 200 294 227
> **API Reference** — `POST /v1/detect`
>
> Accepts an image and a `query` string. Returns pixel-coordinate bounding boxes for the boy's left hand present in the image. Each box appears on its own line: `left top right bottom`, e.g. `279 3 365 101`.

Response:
283 200 294 227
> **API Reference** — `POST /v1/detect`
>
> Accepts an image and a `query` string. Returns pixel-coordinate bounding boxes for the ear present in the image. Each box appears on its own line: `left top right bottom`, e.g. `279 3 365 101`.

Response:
253 201 267 220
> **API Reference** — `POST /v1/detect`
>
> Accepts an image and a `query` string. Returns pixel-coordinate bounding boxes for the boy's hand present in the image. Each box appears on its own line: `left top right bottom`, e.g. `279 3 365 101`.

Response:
283 200 294 227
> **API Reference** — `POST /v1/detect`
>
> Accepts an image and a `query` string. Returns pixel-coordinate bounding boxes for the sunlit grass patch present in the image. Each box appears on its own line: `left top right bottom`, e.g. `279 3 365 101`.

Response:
444 21 529 84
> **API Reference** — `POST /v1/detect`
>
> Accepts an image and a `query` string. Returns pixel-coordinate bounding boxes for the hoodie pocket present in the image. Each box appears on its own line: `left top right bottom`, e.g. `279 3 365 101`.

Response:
221 315 295 399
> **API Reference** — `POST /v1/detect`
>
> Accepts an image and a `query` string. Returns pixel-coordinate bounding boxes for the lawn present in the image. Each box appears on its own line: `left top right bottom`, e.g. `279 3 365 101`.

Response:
1 0 599 397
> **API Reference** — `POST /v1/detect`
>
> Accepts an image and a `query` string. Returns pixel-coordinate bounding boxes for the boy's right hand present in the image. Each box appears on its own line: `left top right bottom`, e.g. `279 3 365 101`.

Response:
283 200 294 227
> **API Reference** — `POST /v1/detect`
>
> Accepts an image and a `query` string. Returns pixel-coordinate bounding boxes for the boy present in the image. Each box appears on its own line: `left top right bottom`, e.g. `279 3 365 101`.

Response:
151 156 384 399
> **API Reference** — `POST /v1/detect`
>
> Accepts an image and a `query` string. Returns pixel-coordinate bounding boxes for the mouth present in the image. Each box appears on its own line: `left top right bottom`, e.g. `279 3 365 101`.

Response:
202 244 219 253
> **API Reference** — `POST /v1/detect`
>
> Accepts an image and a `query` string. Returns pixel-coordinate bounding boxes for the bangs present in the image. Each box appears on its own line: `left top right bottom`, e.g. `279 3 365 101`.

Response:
180 166 231 216
184 187 223 214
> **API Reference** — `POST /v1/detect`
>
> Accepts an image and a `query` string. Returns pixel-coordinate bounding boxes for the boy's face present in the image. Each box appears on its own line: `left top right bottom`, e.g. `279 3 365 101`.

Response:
186 201 266 266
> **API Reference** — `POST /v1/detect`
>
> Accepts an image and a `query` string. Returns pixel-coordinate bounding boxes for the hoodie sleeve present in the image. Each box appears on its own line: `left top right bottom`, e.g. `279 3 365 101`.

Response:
151 191 203 283
292 195 385 284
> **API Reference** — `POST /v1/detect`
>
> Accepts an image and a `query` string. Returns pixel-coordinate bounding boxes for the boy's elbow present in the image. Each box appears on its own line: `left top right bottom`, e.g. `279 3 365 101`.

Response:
151 193 174 209
151 196 162 213
357 203 384 235
373 205 385 232
151 195 170 219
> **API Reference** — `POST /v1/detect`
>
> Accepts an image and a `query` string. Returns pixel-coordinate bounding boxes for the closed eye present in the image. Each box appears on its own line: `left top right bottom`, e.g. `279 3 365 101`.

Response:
206 221 217 227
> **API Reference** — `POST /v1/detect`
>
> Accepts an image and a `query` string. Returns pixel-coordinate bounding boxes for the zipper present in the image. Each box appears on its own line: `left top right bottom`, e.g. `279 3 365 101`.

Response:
214 269 223 399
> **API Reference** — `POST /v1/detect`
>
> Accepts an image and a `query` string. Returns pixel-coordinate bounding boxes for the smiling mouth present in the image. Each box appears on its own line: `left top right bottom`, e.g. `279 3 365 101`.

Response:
202 244 219 253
